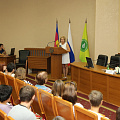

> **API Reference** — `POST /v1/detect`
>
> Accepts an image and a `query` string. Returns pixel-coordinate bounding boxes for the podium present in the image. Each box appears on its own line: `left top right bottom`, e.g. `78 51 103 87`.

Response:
46 47 67 80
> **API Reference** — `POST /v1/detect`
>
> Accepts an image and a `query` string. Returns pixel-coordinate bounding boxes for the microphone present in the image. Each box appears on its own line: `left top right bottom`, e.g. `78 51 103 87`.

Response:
47 41 55 47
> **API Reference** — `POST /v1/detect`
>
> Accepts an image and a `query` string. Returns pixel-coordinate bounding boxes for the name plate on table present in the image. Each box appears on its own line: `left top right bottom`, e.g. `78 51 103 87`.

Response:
105 70 116 75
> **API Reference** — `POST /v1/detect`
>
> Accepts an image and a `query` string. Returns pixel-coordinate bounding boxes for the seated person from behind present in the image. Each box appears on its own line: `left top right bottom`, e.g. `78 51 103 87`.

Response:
88 90 108 120
62 82 83 116
116 107 120 120
53 116 65 120
0 43 6 55
15 67 33 85
52 80 65 97
0 85 13 115
35 71 51 93
8 86 36 120
15 67 26 80
5 62 15 77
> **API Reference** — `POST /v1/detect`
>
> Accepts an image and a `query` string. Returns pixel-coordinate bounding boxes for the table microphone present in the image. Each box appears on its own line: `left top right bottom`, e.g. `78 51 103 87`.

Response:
47 41 55 47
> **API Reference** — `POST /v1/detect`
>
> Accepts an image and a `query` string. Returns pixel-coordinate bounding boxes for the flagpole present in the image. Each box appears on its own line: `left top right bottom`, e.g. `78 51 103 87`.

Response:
56 18 58 24
85 18 87 23
69 18 71 23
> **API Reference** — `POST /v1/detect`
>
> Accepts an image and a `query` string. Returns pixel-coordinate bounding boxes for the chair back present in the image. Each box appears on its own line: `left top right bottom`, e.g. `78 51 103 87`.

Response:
101 117 110 120
6 75 18 105
7 116 15 120
15 78 26 96
74 105 98 120
54 96 74 120
0 72 8 85
0 109 7 120
115 54 120 56
39 89 56 120
19 50 30 64
0 62 5 71
26 85 44 116
96 55 108 67
109 56 120 68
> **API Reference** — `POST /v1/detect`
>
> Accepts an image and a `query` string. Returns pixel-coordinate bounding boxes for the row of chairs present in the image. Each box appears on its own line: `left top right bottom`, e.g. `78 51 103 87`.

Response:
0 72 109 120
96 54 120 68
0 110 14 120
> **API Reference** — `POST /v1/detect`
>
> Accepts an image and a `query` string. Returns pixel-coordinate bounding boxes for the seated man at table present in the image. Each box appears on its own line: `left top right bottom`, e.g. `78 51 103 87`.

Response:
88 90 105 120
8 86 36 120
0 43 6 55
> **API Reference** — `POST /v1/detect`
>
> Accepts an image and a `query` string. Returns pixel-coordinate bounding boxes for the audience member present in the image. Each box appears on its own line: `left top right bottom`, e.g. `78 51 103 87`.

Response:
8 85 36 120
0 85 13 115
0 43 6 55
15 67 26 80
52 80 64 97
35 71 51 92
6 62 15 77
62 82 83 116
88 90 104 120
53 116 65 120
116 107 120 120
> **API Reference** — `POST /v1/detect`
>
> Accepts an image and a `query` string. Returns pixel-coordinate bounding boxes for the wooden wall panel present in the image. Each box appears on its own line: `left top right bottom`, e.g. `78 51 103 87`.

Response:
80 69 90 94
92 72 107 100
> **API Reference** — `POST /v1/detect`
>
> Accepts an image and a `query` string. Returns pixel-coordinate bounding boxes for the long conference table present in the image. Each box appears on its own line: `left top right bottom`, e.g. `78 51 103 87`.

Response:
71 62 120 106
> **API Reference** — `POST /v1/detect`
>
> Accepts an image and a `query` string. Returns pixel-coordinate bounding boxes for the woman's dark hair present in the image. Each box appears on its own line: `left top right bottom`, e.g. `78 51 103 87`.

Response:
7 62 16 72
36 71 48 85
116 107 120 120
65 81 77 91
52 80 64 97
62 83 77 105
19 86 35 102
0 85 12 102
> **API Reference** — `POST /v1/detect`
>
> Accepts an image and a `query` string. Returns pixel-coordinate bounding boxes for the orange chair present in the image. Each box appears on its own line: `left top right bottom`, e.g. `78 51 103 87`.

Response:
6 75 19 105
7 116 15 120
0 72 8 85
0 109 7 120
101 117 110 120
39 89 56 120
54 96 75 120
15 78 26 96
74 105 98 120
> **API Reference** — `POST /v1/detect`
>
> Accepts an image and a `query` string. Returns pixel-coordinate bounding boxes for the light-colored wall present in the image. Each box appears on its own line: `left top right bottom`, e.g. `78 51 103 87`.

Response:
95 0 119 62
0 0 95 62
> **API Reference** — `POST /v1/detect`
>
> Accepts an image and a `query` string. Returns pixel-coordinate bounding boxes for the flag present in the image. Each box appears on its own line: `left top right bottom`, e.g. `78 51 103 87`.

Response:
54 19 59 47
79 19 90 62
67 19 75 64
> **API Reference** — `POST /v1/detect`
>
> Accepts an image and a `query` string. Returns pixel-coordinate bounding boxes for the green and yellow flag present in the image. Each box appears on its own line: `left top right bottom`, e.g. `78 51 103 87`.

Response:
79 19 90 62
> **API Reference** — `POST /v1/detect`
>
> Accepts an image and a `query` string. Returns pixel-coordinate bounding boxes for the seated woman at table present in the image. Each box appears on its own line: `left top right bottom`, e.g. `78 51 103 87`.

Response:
0 44 6 55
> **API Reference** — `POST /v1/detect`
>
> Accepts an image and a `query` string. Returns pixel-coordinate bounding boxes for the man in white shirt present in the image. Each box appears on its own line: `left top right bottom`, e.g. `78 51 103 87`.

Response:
8 86 36 120
88 90 106 120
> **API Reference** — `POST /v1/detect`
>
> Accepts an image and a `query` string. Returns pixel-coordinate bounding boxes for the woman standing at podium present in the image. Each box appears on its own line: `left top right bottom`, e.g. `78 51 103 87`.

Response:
59 36 70 78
